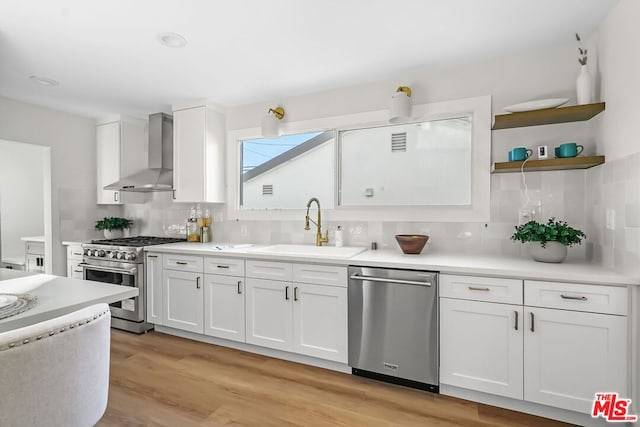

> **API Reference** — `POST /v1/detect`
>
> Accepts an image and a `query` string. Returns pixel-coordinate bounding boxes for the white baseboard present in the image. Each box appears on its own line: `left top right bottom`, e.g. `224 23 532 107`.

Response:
153 325 352 374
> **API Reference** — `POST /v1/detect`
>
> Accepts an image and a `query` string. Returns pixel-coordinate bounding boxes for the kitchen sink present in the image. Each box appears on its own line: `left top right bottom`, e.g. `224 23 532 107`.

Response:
248 244 367 259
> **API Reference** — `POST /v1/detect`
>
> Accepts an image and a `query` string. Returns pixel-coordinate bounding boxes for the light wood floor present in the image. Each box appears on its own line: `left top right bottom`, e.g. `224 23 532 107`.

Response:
98 330 570 427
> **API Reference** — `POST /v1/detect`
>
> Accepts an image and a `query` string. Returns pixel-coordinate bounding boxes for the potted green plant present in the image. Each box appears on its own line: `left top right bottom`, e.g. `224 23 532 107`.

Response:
511 218 586 263
95 217 133 239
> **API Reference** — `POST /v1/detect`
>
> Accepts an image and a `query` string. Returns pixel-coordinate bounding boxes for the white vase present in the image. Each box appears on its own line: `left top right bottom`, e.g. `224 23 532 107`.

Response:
530 241 568 263
576 64 592 105
104 229 124 239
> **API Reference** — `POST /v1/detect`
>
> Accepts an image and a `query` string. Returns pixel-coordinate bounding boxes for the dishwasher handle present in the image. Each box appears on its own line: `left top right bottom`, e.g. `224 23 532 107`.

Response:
349 274 433 287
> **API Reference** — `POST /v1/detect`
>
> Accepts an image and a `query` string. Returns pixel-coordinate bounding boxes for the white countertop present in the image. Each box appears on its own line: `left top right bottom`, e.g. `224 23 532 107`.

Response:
0 269 138 332
20 235 44 243
143 242 640 286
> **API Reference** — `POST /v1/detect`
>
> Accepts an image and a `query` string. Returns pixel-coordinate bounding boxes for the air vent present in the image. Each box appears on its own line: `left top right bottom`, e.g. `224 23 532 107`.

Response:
262 184 273 195
391 132 407 152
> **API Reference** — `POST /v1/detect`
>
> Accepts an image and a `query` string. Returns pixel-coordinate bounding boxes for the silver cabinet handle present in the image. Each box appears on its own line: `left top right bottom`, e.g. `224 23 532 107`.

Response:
172 189 176 200
148 255 158 258
72 252 82 256
530 312 535 333
217 265 230 269
196 276 201 289
175 261 188 265
114 191 119 202
237 281 242 294
469 286 490 291
285 285 290 300
514 310 518 331
349 274 432 287
560 294 588 301
294 286 299 301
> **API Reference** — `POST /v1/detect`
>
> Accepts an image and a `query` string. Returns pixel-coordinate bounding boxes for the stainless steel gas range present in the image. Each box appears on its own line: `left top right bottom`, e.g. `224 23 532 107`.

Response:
81 236 185 333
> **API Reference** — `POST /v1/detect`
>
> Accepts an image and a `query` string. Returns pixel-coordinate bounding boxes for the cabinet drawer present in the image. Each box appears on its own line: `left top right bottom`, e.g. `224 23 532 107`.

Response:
204 257 245 276
440 274 523 304
163 254 204 273
293 264 347 287
66 245 84 260
524 281 627 315
26 242 44 255
246 260 292 281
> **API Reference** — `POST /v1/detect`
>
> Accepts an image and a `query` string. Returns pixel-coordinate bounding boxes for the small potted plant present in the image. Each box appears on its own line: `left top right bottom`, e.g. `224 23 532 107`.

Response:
511 218 585 263
95 217 133 239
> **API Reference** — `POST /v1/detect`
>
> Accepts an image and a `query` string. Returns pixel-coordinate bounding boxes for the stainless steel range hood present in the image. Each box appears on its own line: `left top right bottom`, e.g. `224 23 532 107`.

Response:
104 113 174 193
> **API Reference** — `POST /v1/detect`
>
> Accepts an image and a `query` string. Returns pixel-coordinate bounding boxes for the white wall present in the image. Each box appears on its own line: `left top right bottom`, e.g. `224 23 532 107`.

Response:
0 140 46 260
0 96 122 275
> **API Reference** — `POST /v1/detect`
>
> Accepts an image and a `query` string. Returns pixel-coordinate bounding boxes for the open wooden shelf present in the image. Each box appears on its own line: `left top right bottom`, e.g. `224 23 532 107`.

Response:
492 155 605 174
492 102 605 130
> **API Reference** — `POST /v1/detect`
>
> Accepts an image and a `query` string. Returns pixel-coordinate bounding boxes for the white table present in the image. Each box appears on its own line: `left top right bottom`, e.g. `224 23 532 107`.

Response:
0 269 138 332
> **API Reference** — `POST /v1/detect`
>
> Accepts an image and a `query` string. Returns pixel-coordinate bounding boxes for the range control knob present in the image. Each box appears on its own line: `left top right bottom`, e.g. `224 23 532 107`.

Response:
124 252 137 261
91 250 99 257
96 250 106 257
116 252 125 260
84 249 91 256
108 251 117 259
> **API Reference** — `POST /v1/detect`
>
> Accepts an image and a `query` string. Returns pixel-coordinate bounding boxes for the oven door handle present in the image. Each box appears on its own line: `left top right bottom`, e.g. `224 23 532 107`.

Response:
79 263 138 275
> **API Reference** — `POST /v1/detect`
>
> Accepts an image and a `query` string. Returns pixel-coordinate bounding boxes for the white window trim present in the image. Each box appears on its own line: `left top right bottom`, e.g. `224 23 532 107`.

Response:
226 95 491 222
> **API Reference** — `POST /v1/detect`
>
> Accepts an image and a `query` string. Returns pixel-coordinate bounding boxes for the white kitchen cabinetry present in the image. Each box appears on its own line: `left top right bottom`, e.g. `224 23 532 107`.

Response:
145 253 163 325
65 243 84 279
245 260 348 363
245 277 293 351
523 281 628 414
96 117 146 205
440 274 629 416
440 298 524 399
25 240 45 273
163 269 204 333
440 275 524 399
204 257 246 342
172 104 225 203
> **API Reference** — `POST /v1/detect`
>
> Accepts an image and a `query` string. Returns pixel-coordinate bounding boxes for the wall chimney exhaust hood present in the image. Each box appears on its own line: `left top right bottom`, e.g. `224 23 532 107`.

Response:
104 113 174 192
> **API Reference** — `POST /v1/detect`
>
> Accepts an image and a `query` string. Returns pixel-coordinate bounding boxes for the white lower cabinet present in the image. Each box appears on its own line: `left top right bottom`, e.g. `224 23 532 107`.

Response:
245 277 293 351
440 274 629 416
292 282 347 363
204 274 245 342
163 269 204 333
523 306 627 413
440 298 523 399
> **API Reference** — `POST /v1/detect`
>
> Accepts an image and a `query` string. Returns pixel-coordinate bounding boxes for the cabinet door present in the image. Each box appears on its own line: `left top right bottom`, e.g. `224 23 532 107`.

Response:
25 254 44 272
440 298 523 399
292 283 347 363
163 270 204 333
67 261 84 279
145 253 163 325
204 274 245 342
96 121 122 205
524 307 627 414
173 107 205 203
245 278 292 351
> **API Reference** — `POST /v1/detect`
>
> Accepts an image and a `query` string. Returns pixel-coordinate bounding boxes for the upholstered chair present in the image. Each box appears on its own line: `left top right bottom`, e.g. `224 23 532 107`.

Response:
0 303 111 427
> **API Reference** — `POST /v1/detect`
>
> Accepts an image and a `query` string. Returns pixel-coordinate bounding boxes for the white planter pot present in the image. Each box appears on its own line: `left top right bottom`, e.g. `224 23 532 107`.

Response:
530 241 568 263
103 229 124 239
576 64 592 105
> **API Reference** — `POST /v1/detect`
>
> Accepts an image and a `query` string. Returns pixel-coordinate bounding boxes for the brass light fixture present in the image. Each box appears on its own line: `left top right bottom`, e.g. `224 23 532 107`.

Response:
389 86 412 124
261 106 285 138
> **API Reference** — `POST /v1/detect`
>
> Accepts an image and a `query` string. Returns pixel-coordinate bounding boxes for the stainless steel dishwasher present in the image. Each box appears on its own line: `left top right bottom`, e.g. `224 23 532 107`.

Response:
348 266 438 392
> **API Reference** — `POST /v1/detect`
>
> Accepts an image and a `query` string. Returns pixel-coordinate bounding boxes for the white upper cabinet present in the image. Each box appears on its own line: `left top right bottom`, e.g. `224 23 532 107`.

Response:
172 103 225 203
96 117 146 204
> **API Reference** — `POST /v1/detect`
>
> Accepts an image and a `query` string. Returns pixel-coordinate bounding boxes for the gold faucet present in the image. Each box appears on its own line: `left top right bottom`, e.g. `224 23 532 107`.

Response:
304 197 329 246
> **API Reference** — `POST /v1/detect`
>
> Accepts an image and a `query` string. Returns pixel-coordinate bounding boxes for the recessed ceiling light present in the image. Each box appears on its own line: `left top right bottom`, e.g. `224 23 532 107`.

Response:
29 75 59 86
157 32 187 48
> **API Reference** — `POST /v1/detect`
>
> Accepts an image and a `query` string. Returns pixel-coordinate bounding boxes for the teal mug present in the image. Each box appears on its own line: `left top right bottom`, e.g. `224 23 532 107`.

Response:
508 147 533 162
555 143 584 158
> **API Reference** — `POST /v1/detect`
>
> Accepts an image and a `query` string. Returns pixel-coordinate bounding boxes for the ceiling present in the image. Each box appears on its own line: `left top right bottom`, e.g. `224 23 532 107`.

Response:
0 0 617 119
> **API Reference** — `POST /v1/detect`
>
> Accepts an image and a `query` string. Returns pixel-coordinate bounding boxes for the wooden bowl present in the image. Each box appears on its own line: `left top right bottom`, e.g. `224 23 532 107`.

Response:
395 234 429 255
